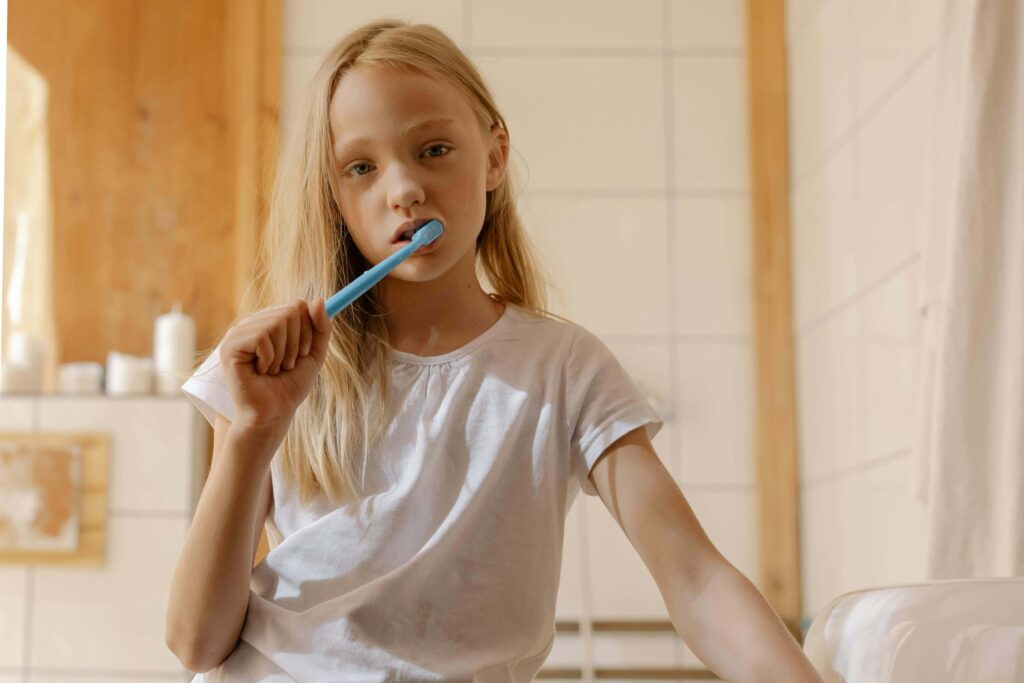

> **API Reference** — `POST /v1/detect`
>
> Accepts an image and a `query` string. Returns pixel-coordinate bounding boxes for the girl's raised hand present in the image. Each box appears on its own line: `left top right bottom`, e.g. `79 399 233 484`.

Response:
219 297 333 433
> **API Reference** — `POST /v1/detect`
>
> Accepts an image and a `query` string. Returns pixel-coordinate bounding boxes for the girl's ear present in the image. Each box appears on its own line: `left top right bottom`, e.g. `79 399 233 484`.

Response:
485 125 510 193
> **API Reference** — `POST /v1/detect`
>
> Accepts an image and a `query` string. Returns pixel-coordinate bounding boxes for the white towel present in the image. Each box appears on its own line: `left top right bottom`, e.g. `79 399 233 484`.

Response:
911 0 1024 578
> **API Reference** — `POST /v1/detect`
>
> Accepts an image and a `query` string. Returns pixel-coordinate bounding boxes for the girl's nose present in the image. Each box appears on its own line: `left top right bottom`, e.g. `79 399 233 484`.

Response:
386 165 427 209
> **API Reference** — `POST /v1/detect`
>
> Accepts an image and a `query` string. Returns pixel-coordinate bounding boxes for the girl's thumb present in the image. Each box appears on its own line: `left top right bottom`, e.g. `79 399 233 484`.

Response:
309 296 332 358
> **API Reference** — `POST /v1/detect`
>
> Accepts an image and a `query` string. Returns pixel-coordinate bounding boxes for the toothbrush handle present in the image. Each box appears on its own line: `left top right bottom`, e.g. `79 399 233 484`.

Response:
325 240 422 318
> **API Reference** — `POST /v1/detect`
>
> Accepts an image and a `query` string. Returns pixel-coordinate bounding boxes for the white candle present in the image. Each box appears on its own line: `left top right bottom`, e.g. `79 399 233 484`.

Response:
105 351 153 395
0 331 45 394
57 362 104 394
153 302 196 395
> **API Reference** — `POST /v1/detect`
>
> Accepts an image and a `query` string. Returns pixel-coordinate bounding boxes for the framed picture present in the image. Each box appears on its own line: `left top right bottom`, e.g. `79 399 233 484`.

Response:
0 432 108 566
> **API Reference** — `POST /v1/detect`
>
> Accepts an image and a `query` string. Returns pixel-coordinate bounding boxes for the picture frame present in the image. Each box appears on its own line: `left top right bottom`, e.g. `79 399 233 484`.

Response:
0 432 109 566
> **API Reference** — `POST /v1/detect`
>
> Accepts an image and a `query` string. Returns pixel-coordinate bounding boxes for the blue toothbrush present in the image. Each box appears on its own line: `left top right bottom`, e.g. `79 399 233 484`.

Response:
325 220 444 318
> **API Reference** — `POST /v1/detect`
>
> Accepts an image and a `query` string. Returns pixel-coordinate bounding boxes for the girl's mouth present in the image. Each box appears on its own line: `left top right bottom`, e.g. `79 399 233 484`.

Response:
394 231 442 255
392 218 436 244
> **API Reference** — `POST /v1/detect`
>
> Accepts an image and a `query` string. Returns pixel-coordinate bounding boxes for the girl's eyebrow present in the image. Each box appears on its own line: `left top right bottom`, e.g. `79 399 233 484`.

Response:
334 117 458 158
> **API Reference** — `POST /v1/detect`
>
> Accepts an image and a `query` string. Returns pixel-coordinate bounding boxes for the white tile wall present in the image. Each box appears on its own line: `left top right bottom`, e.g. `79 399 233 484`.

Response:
674 343 753 486
0 565 27 667
670 0 744 51
849 0 942 122
520 197 670 337
282 0 464 52
801 453 926 616
673 198 752 337
672 56 749 192
470 0 663 50
789 0 942 623
479 55 668 193
787 0 855 182
31 516 190 671
36 397 198 513
280 0 751 677
791 139 858 329
0 396 202 681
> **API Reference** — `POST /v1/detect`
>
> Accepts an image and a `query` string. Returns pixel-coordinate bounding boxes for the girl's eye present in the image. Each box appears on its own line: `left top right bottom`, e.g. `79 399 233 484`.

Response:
423 144 451 158
344 145 451 178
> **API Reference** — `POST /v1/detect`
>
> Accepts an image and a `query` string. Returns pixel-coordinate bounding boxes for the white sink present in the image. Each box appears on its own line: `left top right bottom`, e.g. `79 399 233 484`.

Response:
803 578 1024 682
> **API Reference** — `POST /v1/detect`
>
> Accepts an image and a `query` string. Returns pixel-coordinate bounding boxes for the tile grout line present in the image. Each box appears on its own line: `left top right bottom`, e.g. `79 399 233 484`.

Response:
110 509 194 518
849 0 870 492
22 568 33 681
796 252 920 336
287 45 745 58
598 333 751 344
16 669 184 679
662 0 682 491
791 42 938 190
785 0 826 50
801 448 911 489
662 1 690 672
523 188 747 199
576 497 595 682
23 397 39 681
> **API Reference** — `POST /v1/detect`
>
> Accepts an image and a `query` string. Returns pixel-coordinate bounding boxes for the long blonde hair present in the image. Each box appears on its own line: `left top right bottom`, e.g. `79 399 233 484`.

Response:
194 19 567 505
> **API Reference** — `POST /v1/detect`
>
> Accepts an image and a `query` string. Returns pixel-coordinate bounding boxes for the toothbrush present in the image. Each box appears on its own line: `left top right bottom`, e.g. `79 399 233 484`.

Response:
325 219 444 318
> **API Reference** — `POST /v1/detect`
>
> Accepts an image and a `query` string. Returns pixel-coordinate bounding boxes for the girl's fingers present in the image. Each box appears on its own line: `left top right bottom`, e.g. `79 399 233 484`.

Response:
255 329 274 375
309 297 332 361
268 316 287 375
282 303 301 371
297 300 313 359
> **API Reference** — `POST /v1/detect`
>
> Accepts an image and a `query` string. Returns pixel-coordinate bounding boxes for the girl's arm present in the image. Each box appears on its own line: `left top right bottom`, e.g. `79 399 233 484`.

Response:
164 416 280 672
586 427 824 683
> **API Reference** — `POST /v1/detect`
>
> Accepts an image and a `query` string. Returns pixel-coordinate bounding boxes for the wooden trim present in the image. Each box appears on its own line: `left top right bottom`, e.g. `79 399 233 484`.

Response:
555 619 677 633
745 0 803 639
537 669 717 680
226 0 281 316
590 620 675 632
546 621 719 679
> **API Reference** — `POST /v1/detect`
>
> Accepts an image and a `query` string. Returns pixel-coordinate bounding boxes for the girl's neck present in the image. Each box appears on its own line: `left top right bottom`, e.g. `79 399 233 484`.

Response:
380 260 505 357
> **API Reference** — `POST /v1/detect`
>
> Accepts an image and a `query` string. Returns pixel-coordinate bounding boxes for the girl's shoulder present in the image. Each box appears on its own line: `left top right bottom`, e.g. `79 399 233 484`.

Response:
501 303 609 365
503 303 583 345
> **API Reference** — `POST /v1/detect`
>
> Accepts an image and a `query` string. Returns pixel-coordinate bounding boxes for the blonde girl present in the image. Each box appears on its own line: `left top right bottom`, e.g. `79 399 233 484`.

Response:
166 18 823 683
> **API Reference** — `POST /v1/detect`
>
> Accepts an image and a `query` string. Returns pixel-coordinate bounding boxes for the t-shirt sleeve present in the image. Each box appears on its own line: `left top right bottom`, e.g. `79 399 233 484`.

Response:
567 326 664 496
180 343 236 427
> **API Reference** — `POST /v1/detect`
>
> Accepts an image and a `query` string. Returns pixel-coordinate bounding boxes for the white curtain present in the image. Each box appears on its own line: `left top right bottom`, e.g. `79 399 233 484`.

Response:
912 0 1023 578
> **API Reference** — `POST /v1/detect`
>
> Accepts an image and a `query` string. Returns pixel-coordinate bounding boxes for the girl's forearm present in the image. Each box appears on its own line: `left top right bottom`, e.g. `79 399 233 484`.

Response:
664 563 824 683
165 425 281 672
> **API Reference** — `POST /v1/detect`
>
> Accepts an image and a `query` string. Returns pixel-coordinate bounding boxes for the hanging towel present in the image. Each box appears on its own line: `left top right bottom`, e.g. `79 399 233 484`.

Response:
911 0 1024 578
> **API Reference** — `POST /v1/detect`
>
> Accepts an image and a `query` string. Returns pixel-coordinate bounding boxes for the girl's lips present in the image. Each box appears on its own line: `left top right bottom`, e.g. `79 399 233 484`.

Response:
392 218 437 243
392 231 442 256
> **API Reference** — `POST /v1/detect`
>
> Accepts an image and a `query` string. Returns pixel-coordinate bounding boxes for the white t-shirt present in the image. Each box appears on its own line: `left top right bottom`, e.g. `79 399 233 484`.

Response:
181 302 662 682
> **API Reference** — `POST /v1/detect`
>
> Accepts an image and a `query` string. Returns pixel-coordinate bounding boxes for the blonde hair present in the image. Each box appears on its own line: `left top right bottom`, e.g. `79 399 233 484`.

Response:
193 19 569 505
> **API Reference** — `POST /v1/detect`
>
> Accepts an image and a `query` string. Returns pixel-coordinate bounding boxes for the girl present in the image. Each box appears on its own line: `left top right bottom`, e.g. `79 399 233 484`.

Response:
165 19 823 683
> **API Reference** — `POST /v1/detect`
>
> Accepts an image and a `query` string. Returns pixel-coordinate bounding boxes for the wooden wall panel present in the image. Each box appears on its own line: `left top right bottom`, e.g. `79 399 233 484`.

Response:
745 0 803 639
8 0 280 372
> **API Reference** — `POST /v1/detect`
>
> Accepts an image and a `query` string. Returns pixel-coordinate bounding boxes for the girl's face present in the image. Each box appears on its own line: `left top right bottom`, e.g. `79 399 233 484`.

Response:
328 65 507 282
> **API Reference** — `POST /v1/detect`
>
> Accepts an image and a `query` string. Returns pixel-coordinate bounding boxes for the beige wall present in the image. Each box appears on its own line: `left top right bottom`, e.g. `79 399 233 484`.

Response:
282 0 751 676
0 396 204 682
787 0 942 618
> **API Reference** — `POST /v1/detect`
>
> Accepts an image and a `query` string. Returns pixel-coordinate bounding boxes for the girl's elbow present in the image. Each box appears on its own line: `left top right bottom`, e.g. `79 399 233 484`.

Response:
166 628 232 673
